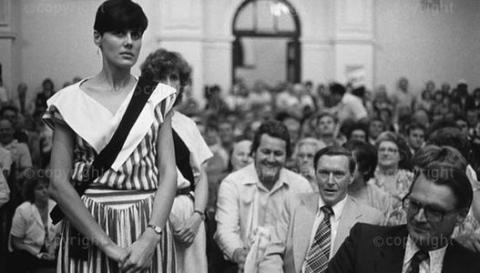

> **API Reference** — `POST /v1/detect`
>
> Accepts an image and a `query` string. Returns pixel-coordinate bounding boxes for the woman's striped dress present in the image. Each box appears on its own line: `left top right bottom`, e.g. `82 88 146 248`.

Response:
43 81 177 273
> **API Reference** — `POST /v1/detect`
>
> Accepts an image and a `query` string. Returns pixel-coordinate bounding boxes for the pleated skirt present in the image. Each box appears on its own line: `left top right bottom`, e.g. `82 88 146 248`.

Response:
57 189 176 273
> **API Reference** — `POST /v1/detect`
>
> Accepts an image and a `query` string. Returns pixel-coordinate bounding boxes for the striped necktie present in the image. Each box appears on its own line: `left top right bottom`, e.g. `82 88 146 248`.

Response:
304 205 334 273
407 250 429 273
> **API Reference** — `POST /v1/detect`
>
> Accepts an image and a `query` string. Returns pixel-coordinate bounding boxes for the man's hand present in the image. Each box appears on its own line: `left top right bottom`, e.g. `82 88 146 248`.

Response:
232 247 248 272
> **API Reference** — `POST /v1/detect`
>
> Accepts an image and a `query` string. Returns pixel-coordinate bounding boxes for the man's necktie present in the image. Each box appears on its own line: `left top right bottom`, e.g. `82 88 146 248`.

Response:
304 206 333 273
407 250 429 273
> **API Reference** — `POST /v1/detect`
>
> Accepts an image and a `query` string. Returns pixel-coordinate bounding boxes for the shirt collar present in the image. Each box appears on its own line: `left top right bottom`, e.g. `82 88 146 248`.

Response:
241 163 291 188
405 236 447 272
317 194 348 222
3 139 18 148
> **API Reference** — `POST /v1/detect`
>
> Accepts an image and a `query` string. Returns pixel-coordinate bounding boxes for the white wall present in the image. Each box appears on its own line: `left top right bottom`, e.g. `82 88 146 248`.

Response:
17 0 173 96
19 0 102 94
9 0 480 103
375 0 480 94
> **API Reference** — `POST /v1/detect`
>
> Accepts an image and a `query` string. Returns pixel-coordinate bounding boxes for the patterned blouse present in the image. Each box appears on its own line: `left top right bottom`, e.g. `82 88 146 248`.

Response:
43 80 176 190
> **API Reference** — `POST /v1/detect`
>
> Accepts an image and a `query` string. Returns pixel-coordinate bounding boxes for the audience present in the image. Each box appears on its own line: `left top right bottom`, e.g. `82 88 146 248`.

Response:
8 176 59 273
3 71 480 271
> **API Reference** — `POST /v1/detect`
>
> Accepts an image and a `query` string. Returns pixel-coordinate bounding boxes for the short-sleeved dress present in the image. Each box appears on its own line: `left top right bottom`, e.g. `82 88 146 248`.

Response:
43 79 177 273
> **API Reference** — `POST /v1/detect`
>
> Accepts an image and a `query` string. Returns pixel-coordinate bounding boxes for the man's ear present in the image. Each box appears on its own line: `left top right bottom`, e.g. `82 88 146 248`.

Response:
347 173 354 185
93 30 102 47
456 208 468 224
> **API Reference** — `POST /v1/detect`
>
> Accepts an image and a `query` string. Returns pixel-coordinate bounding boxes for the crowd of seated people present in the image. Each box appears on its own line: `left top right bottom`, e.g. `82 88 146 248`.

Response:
197 77 480 272
1 74 480 272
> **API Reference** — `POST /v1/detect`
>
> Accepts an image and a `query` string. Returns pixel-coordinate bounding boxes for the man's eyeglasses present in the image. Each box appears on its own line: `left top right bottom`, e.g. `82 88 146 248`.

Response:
402 198 457 222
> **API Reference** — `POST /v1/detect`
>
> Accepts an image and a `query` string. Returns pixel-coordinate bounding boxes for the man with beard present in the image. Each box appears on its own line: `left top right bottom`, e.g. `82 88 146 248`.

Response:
215 120 312 272
327 162 480 273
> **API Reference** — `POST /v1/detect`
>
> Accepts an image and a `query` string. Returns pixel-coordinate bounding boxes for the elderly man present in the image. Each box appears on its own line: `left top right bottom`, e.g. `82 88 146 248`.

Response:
260 146 383 273
215 120 312 271
327 162 480 273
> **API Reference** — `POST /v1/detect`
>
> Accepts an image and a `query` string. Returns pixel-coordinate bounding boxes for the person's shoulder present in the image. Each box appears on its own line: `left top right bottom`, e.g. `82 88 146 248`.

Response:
352 222 404 237
222 164 255 184
16 142 30 152
350 197 381 213
0 145 11 155
15 201 34 214
47 82 82 107
450 240 480 262
283 168 311 188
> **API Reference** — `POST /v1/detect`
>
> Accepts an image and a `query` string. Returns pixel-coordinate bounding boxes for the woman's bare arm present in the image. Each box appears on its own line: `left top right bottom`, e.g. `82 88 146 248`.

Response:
48 122 126 261
121 112 177 272
174 161 208 245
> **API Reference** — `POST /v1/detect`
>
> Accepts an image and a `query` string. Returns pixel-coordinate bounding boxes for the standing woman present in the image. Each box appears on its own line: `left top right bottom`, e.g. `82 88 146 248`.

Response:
43 1 177 272
141 49 211 273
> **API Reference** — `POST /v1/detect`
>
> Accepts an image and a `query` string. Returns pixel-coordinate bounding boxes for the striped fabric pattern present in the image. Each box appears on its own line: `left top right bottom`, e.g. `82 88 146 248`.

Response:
304 206 333 273
44 93 175 190
42 88 177 273
58 190 175 273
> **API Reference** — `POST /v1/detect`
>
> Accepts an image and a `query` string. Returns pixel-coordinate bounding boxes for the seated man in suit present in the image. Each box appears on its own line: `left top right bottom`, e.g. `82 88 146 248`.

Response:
260 146 384 273
327 162 480 273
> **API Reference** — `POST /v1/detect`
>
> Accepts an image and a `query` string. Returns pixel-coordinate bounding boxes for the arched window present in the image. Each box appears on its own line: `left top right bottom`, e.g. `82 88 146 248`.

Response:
232 0 301 83
233 0 300 37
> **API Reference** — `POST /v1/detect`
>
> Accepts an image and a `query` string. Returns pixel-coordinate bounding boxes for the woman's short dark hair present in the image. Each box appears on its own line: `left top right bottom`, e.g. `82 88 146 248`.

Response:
313 146 356 175
251 120 291 157
23 173 49 203
343 140 377 181
94 0 148 35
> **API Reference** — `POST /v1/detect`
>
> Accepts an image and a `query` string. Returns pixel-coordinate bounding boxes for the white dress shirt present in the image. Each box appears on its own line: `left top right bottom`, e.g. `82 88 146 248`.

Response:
401 236 447 273
215 164 312 259
337 93 368 123
301 196 348 273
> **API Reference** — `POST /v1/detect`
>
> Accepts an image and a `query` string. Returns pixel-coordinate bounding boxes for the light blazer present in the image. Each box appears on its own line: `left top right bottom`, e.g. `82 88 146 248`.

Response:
260 193 384 273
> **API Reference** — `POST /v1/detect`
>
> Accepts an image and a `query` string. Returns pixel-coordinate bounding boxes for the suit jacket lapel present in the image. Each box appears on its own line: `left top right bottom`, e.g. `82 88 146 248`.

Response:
333 197 361 255
375 225 408 273
293 194 318 273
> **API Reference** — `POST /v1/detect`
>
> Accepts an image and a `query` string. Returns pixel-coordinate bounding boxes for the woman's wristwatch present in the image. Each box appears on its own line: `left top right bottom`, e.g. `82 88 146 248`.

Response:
193 209 206 220
147 224 163 235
